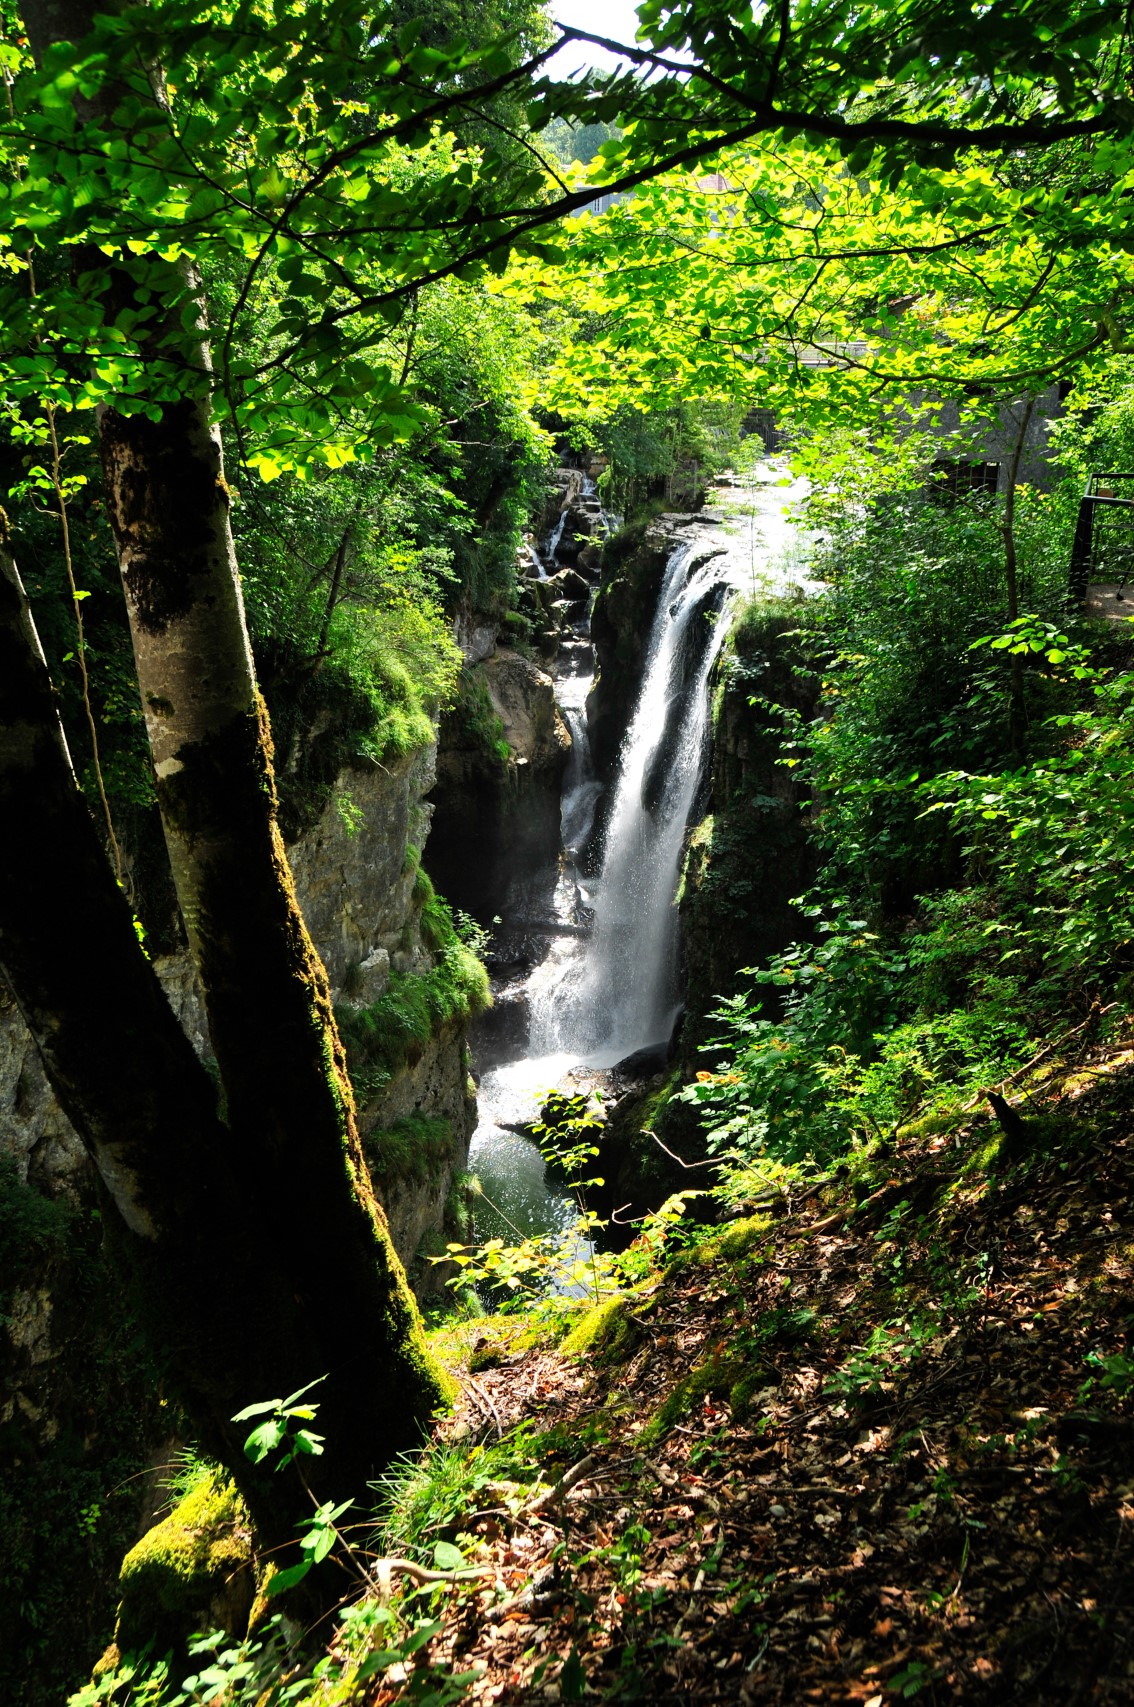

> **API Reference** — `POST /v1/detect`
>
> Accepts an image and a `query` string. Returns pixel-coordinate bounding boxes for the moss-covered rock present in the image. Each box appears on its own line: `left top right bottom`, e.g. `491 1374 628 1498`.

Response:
583 1070 714 1230
560 1294 646 1364
640 1350 746 1445
695 1213 774 1266
365 1114 457 1191
114 1471 256 1656
680 600 820 1059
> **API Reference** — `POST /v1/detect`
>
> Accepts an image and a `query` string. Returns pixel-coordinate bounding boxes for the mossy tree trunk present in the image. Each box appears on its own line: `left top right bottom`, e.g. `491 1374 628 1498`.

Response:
95 380 450 1501
10 0 453 1529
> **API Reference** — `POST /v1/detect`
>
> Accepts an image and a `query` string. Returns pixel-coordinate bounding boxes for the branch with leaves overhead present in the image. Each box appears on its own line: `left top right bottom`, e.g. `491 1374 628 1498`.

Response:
0 0 1130 478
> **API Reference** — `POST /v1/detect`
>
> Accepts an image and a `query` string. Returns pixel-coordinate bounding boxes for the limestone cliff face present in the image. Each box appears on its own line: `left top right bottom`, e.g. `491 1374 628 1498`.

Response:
1 742 476 1284
289 744 437 987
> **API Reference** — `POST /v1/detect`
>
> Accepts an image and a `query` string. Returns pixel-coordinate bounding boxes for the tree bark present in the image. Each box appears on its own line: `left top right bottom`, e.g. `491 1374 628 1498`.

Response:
19 0 452 1510
95 303 449 1506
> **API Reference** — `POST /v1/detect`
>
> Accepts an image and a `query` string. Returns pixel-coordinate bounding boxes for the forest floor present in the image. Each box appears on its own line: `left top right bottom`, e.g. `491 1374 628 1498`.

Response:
368 1048 1134 1706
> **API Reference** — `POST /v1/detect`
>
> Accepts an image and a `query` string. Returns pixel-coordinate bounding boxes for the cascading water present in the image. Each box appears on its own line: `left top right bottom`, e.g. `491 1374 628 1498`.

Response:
541 508 567 571
529 543 731 1063
465 460 810 1269
556 659 602 861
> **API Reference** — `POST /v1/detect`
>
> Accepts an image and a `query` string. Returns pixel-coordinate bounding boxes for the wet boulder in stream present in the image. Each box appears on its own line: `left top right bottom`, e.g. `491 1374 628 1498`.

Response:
545 566 590 602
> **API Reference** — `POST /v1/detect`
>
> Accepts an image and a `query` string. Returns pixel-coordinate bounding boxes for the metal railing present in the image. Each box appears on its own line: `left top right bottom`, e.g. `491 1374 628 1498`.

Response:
1070 473 1134 602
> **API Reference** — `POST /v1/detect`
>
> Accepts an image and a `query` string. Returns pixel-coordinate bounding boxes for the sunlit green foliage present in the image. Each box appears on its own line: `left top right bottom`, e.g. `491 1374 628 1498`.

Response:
686 382 1134 1170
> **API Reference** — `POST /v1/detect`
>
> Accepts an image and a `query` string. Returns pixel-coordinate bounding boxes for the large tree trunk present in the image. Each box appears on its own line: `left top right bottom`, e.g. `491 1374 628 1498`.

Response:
98 386 451 1493
18 0 452 1512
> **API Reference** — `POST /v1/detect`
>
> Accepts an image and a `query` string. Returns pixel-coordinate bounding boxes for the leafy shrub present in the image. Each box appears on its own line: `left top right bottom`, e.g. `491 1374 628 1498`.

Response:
929 656 1134 999
685 906 1037 1165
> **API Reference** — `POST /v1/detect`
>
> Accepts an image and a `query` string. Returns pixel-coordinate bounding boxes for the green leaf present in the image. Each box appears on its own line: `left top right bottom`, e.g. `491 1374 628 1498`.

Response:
242 1419 285 1462
231 1396 281 1423
433 1540 465 1570
400 1620 443 1656
305 1524 336 1564
265 1560 311 1596
356 1650 401 1679
561 1646 587 1700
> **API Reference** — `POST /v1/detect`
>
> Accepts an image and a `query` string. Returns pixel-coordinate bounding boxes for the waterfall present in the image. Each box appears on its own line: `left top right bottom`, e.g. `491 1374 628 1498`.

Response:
466 461 810 1262
542 508 567 570
529 542 732 1064
556 657 602 860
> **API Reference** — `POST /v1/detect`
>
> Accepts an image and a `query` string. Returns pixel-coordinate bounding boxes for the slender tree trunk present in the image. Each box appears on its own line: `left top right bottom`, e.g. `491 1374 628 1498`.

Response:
0 518 321 1536
317 524 353 657
21 0 452 1508
1003 395 1036 759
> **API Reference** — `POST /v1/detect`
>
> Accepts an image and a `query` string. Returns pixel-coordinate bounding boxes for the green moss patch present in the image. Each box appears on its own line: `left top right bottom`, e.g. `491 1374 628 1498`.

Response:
692 1212 773 1267
442 670 511 770
337 939 490 1096
560 1295 644 1363
728 1366 775 1419
115 1471 255 1654
640 1351 746 1446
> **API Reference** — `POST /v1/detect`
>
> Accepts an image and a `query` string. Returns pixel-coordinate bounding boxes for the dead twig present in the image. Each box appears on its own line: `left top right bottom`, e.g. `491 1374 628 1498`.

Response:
463 1374 503 1438
523 1453 600 1516
643 1127 718 1169
370 1557 495 1599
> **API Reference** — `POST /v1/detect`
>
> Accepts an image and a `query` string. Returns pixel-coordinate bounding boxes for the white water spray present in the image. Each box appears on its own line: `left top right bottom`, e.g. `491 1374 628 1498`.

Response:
530 543 732 1062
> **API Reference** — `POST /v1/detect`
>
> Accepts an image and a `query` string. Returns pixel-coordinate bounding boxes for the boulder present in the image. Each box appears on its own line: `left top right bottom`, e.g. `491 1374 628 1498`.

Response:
454 612 499 665
113 1471 256 1656
546 567 590 601
481 653 570 777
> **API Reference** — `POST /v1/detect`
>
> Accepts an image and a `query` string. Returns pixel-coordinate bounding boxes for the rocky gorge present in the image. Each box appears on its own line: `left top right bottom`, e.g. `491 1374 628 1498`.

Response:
0 450 819 1697
426 460 820 1251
